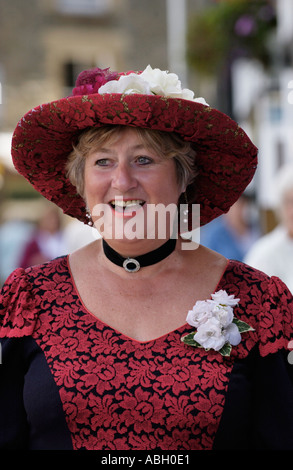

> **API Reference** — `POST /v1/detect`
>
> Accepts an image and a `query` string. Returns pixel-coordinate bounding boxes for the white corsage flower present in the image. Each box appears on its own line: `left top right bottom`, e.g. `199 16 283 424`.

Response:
185 300 212 328
210 290 240 307
182 290 254 356
193 317 226 352
211 303 234 328
224 322 242 346
99 65 208 105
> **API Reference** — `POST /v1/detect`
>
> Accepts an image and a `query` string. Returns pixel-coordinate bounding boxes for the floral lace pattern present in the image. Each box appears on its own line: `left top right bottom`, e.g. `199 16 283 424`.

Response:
1 257 293 450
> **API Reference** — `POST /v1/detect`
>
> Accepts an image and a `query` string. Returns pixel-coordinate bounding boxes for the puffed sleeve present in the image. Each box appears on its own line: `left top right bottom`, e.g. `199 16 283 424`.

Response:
214 270 293 450
0 268 38 338
258 275 293 356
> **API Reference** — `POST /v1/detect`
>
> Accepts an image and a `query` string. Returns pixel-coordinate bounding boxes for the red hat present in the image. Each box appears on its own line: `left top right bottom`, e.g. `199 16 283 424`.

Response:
11 65 257 227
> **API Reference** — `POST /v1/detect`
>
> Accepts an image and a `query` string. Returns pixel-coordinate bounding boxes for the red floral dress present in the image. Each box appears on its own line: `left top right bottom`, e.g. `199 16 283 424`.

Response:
1 256 293 450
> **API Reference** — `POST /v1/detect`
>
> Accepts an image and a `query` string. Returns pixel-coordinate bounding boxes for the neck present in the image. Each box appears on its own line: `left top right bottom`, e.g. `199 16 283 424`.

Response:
104 238 171 258
102 238 177 273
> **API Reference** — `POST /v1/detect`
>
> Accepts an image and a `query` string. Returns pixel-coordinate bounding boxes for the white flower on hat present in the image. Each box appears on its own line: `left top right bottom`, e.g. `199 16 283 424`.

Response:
99 64 208 105
98 73 151 96
140 65 196 101
182 290 254 356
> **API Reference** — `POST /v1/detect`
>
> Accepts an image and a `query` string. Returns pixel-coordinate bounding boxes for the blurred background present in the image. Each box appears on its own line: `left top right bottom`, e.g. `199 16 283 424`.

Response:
0 0 293 288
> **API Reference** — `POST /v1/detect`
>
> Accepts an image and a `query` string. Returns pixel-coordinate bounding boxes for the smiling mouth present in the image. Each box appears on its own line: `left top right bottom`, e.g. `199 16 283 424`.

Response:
109 199 146 214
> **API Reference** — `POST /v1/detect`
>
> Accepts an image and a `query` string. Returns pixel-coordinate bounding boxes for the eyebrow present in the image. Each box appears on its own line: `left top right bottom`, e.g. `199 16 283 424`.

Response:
93 144 149 154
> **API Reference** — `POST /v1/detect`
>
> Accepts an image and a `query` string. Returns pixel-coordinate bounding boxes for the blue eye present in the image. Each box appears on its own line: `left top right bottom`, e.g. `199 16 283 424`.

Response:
137 156 152 165
95 158 110 166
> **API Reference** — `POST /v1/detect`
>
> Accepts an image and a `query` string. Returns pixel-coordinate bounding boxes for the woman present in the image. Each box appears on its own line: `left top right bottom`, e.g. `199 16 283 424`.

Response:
1 65 293 450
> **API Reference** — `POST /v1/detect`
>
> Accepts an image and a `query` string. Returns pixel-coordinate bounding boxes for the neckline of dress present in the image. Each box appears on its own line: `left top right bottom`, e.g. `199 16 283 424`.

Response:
65 255 231 345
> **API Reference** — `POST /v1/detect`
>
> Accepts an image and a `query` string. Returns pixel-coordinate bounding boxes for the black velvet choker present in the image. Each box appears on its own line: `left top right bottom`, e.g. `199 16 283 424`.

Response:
102 238 177 273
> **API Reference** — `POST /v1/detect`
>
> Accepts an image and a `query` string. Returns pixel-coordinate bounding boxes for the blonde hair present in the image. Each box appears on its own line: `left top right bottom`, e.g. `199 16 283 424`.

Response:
66 125 197 198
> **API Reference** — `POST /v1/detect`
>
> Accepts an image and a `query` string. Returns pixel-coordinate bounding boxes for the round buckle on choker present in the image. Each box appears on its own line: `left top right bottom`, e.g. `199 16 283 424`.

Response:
123 258 140 273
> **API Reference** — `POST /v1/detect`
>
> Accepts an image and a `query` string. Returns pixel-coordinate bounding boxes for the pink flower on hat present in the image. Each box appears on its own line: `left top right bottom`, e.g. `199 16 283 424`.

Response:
72 67 119 96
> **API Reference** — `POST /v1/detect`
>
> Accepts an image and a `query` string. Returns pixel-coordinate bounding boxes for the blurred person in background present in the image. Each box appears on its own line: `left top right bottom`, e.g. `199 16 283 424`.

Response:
201 194 260 261
0 217 33 285
0 65 293 451
245 164 293 292
19 203 67 269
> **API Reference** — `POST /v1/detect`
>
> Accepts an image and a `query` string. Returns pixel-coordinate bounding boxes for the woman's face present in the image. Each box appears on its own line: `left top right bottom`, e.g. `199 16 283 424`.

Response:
83 127 182 242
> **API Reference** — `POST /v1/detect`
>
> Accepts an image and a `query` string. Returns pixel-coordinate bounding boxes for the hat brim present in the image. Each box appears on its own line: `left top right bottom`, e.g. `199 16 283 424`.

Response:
11 93 258 227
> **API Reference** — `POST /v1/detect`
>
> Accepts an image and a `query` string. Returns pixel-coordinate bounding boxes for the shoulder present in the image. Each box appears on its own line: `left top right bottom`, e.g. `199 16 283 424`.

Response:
226 258 292 295
225 258 273 283
0 256 69 338
2 255 69 289
225 260 293 357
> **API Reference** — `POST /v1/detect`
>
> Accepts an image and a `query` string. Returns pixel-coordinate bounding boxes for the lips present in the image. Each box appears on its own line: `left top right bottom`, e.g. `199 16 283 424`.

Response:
109 198 145 215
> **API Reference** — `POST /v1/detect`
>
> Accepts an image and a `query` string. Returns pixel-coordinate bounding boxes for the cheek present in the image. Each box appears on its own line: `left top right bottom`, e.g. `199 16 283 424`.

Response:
157 162 183 202
83 168 106 204
167 174 183 204
147 178 180 205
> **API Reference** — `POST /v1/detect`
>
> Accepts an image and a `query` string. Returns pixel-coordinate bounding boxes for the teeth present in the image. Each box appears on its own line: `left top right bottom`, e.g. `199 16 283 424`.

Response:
110 199 144 208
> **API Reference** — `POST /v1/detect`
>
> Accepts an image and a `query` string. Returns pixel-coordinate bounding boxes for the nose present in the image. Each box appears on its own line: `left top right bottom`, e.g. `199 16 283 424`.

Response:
111 162 138 193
